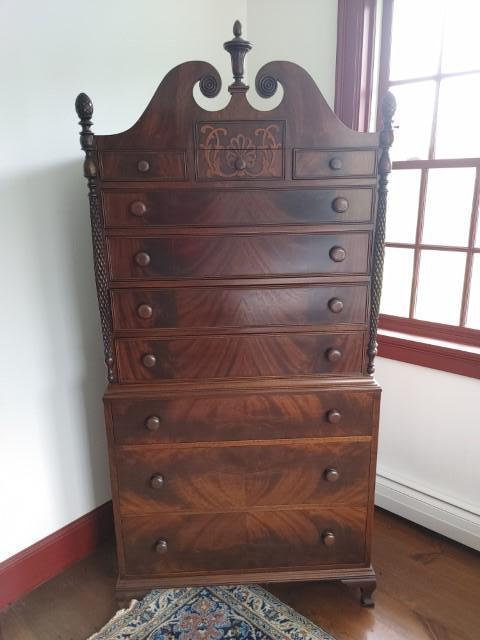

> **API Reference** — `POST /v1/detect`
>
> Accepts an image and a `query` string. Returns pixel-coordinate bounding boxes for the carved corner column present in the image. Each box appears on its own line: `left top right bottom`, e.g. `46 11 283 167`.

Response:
75 93 116 383
367 91 396 375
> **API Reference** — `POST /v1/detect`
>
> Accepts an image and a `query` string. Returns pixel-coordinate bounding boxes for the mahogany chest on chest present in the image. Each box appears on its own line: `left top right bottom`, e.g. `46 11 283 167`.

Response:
75 22 395 606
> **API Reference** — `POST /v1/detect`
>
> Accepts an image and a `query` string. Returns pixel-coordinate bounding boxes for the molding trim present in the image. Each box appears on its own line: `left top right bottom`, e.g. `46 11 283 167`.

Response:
377 331 480 379
335 0 377 131
375 470 480 551
0 501 113 611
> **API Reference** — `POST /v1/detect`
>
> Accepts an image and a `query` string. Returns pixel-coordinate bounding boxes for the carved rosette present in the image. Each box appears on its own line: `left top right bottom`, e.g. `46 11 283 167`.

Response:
368 91 396 375
75 93 116 383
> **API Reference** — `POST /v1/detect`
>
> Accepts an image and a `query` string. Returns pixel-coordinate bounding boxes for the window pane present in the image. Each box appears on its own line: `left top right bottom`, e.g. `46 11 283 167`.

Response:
466 255 480 329
415 250 466 324
442 2 480 73
390 82 436 161
435 75 480 158
389 0 442 81
422 168 475 246
380 248 414 316
386 170 421 243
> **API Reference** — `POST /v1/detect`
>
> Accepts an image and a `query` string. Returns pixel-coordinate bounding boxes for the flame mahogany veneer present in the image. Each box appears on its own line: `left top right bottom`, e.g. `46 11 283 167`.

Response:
75 21 395 607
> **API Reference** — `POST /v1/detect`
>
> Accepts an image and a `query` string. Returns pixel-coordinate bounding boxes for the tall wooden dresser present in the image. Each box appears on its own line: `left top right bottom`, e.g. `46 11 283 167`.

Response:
75 22 395 606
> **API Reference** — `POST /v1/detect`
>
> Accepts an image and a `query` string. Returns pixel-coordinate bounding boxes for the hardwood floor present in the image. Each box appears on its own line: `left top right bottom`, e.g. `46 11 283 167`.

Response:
1 509 479 640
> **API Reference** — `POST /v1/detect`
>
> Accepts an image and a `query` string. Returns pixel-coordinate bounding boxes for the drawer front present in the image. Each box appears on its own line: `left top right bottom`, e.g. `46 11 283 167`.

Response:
110 390 377 445
107 233 370 280
102 187 375 228
294 149 377 179
116 332 365 382
116 441 371 514
196 149 284 180
122 507 367 575
111 284 369 331
99 151 186 181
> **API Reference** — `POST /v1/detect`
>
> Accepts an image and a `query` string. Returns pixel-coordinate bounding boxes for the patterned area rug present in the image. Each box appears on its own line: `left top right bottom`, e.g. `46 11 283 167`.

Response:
87 584 334 640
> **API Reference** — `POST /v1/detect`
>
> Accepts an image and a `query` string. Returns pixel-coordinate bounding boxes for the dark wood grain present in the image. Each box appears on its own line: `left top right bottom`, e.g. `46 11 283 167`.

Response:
107 232 371 280
102 187 375 228
294 149 377 179
115 441 371 513
109 388 378 444
122 507 367 575
115 332 366 382
111 284 369 331
99 151 186 181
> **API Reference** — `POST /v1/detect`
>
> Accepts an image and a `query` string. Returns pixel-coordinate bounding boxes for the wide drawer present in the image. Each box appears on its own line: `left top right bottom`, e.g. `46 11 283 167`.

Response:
107 232 371 280
116 441 371 514
109 389 378 445
293 148 377 179
99 151 186 181
102 187 375 227
122 507 367 575
111 284 369 331
115 332 365 382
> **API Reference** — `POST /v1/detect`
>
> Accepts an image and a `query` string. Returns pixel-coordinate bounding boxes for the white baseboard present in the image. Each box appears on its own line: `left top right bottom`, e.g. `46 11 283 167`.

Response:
375 469 480 551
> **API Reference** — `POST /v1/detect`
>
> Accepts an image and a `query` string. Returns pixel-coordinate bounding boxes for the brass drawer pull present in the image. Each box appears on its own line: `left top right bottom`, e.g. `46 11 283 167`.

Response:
137 304 153 319
324 468 340 482
326 409 342 424
326 348 342 363
154 538 168 554
145 415 161 431
322 530 336 546
328 297 344 313
134 251 151 267
142 353 157 368
150 474 165 490
129 200 147 216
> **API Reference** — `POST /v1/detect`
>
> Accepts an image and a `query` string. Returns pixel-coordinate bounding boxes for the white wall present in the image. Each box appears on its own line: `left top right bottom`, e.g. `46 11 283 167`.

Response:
0 0 337 561
375 358 480 550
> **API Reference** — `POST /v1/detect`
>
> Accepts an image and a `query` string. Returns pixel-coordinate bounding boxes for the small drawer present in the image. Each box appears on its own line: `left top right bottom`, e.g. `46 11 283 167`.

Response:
109 389 378 445
115 332 366 382
107 232 371 280
196 149 284 180
111 284 369 332
99 151 186 181
116 441 371 514
122 507 367 575
294 148 377 179
102 187 375 228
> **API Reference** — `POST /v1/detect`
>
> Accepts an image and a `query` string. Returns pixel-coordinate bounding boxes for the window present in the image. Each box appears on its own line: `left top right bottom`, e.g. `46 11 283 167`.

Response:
378 0 480 345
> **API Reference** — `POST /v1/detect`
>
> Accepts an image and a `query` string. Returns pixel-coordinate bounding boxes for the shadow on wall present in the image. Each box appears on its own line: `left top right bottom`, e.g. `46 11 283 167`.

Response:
3 159 110 531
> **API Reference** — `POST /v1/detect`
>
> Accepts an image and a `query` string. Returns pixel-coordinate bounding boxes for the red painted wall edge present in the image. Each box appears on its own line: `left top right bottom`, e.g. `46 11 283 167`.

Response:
0 501 114 611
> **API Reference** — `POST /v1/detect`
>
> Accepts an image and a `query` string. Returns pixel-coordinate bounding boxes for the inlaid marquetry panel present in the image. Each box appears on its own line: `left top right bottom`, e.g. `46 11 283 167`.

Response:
122 507 367 575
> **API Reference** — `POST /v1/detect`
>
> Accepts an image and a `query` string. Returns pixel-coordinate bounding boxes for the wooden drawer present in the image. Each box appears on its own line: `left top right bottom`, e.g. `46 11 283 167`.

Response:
293 148 377 179
122 507 367 575
102 187 375 228
99 151 186 181
107 232 371 280
109 389 378 445
115 332 365 382
111 284 369 332
116 441 371 514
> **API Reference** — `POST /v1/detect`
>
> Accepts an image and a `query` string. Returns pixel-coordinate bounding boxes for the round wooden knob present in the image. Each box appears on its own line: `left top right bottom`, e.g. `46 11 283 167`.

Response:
329 246 346 262
134 251 151 267
137 159 150 173
328 297 344 313
150 474 165 490
137 304 153 319
324 468 340 482
235 157 247 171
329 157 343 170
154 538 168 554
145 415 161 431
322 530 336 546
129 201 147 216
326 348 342 363
332 197 349 213
142 353 157 368
326 409 342 424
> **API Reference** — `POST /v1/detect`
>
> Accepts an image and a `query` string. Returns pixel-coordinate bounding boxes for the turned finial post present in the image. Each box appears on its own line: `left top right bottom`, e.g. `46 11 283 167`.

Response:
224 20 252 94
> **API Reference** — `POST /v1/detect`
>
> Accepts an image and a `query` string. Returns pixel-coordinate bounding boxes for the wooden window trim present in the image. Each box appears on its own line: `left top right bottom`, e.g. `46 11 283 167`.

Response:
335 0 480 378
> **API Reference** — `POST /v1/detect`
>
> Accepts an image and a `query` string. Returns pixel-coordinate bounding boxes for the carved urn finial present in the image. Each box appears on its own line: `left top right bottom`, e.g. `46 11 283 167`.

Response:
224 20 252 94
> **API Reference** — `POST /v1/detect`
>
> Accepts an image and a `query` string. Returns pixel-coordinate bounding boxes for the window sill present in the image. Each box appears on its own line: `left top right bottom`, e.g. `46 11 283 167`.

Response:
377 330 480 379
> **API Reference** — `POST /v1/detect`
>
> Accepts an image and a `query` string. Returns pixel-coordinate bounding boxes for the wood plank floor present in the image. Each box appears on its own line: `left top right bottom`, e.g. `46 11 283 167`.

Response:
1 509 479 640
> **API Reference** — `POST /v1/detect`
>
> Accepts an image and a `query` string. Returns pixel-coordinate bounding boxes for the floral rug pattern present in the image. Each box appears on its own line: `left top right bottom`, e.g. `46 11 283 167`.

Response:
88 584 334 640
